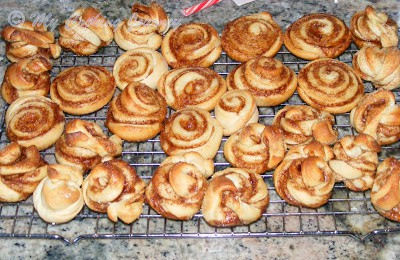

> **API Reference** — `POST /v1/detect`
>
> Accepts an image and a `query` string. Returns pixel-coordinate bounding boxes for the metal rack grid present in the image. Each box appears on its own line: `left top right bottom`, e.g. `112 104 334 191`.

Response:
0 42 400 245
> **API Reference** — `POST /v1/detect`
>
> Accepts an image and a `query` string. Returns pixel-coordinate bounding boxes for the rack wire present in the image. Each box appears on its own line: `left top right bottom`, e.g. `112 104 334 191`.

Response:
0 42 400 245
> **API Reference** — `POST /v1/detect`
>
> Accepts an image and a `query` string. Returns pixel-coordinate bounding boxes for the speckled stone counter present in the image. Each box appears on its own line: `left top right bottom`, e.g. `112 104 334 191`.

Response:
2 0 400 258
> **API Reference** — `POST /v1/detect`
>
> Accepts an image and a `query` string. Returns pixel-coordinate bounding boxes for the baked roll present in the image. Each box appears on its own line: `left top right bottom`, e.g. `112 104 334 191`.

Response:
6 96 65 151
82 159 146 224
298 58 364 114
50 66 116 115
157 67 227 111
0 142 47 202
161 23 222 68
106 82 167 142
227 56 297 106
215 90 259 136
350 89 400 145
59 7 113 55
33 164 84 224
329 134 380 191
283 13 351 60
224 123 286 174
202 168 269 227
113 47 168 90
221 12 283 62
1 56 52 104
145 152 213 220
272 105 338 147
160 108 223 159
350 6 398 49
55 119 122 171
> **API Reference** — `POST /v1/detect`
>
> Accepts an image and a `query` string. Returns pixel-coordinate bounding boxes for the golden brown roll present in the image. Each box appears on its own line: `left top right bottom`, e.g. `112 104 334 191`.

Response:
157 67 227 111
161 23 222 68
329 134 380 191
55 119 122 171
0 142 47 202
298 58 364 114
59 7 113 55
82 159 146 224
145 152 213 220
50 66 116 115
353 46 400 90
273 141 335 208
272 105 338 147
224 123 286 174
33 164 84 224
221 12 283 62
201 168 269 227
160 108 223 159
106 82 167 142
227 56 297 106
350 89 400 145
350 5 398 49
6 96 65 151
371 157 400 222
113 47 168 90
215 90 259 136
283 13 351 60
1 56 52 104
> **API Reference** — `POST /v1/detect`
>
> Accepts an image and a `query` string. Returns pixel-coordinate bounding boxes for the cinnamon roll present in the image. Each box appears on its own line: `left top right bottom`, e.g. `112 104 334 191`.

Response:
297 58 364 114
6 96 65 151
157 67 227 111
82 159 146 224
106 82 167 142
160 108 223 159
283 13 351 60
350 89 400 145
221 12 283 62
202 168 269 227
161 23 222 68
50 66 116 115
224 123 286 174
113 47 168 90
226 56 297 107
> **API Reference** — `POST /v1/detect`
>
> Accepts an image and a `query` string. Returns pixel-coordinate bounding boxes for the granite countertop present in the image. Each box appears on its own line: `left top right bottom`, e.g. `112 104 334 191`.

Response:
1 0 400 258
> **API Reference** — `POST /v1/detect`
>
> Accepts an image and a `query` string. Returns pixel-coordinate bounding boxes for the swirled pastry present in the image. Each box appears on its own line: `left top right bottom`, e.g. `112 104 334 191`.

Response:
202 168 269 227
160 108 223 159
82 159 146 224
106 82 167 142
113 47 168 90
221 12 283 62
1 56 52 104
33 164 84 224
157 67 227 111
161 23 222 68
55 119 122 171
6 96 65 151
297 58 364 114
272 105 338 147
50 66 116 115
145 152 213 220
59 7 113 55
1 21 61 62
329 134 380 191
0 143 47 202
350 6 398 49
350 89 400 145
224 123 286 174
227 56 297 106
215 90 259 136
283 13 351 60
353 46 400 90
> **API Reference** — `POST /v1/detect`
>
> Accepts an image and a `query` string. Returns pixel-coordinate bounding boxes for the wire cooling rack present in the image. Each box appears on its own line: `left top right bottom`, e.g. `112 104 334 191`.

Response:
0 43 400 245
